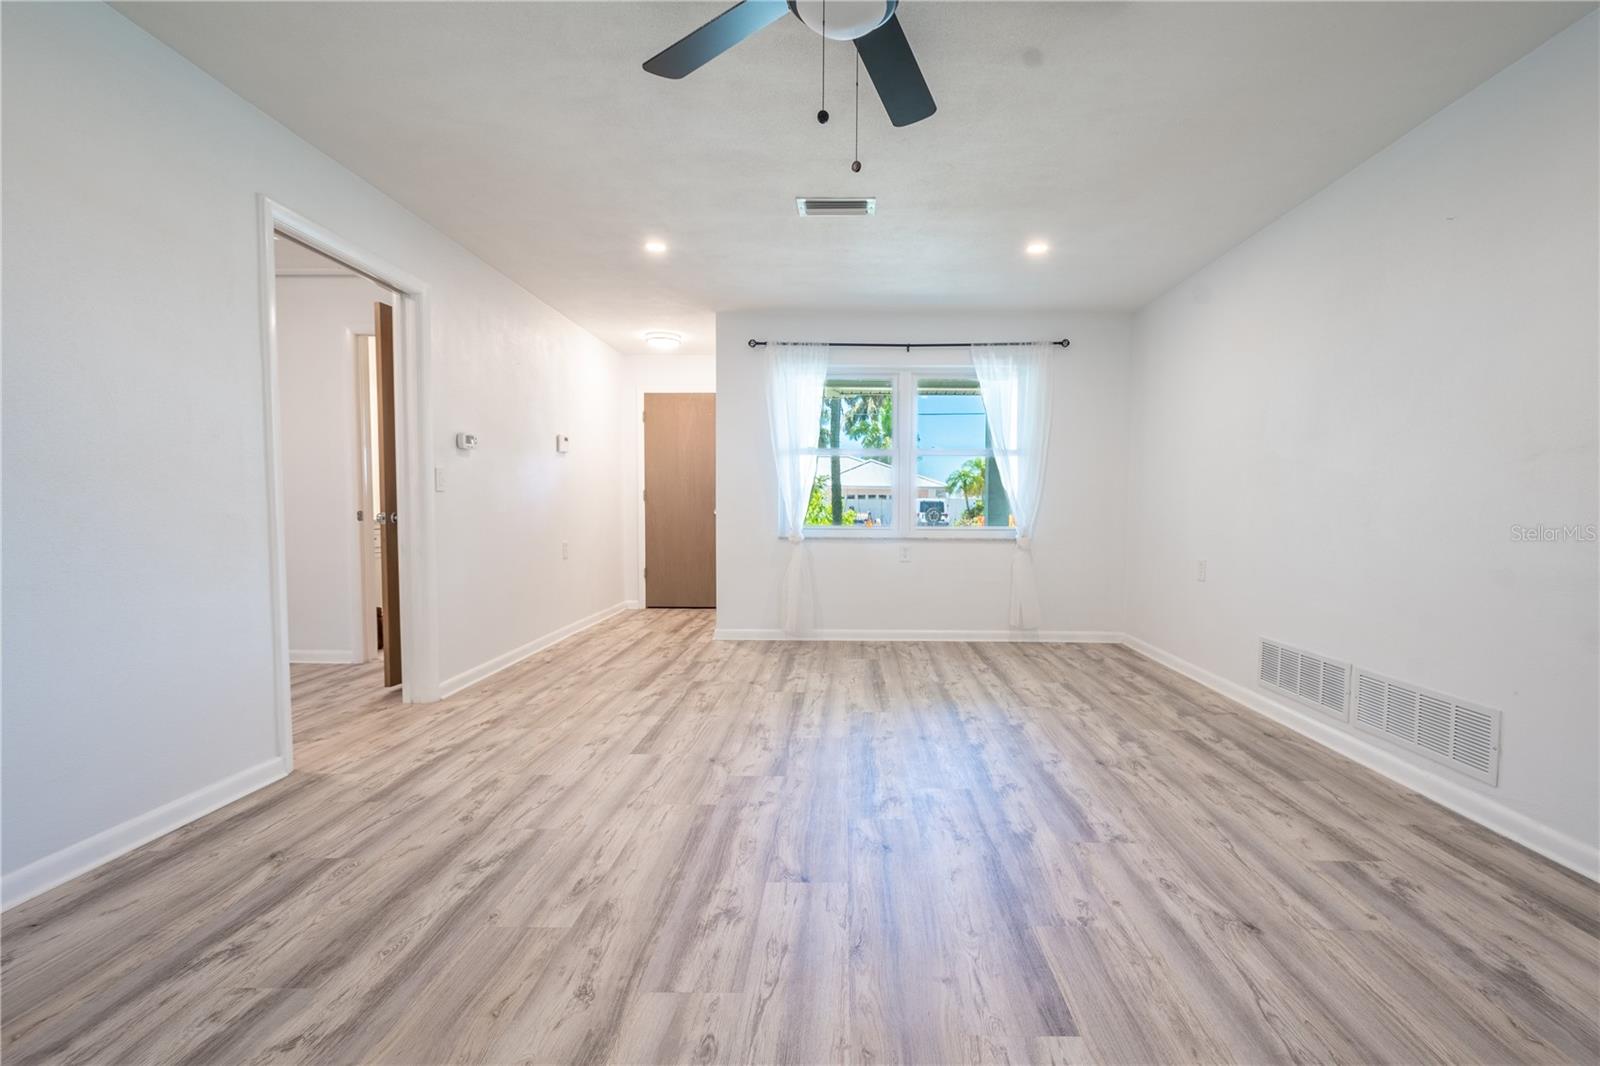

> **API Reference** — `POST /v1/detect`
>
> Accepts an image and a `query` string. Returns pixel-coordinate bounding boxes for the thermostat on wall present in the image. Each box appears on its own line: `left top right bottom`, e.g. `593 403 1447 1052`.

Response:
555 433 571 454
455 432 478 451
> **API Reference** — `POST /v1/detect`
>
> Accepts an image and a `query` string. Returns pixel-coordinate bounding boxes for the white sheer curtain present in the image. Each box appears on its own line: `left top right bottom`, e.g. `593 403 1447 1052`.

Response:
972 342 1052 629
766 343 829 634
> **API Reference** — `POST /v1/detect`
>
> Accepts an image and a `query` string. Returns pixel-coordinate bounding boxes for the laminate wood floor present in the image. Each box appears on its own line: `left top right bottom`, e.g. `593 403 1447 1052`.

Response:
4 610 1597 1064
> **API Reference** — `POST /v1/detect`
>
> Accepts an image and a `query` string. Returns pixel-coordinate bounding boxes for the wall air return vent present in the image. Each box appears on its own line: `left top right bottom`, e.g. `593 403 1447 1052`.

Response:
1258 638 1351 720
796 197 877 216
1353 669 1501 785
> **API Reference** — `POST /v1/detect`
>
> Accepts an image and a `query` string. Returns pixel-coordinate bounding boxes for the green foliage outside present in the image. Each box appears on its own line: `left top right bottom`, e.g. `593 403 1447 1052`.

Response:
806 475 856 527
814 383 892 525
817 388 893 450
945 458 988 525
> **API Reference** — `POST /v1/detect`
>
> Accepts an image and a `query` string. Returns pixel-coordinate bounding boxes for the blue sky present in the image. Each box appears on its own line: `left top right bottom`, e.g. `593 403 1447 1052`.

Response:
917 393 988 450
917 392 989 482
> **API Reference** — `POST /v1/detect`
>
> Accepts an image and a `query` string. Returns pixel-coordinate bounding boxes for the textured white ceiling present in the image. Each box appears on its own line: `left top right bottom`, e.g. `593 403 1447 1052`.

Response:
119 1 1591 358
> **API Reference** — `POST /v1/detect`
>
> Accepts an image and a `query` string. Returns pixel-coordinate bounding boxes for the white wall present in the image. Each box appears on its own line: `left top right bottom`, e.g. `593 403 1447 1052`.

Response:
619 350 717 606
1124 15 1599 872
715 310 1131 638
1 3 627 897
277 275 390 663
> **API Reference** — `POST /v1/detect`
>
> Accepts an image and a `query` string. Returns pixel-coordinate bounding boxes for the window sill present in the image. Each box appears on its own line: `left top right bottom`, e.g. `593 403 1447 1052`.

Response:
791 529 1019 541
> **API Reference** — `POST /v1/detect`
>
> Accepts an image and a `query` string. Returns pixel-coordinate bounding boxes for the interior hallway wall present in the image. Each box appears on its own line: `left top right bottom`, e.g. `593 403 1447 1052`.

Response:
1 2 627 901
1123 14 1599 873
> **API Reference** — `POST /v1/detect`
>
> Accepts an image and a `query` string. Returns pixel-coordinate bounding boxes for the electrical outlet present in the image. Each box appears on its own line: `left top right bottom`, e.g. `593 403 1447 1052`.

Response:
1197 559 1207 582
899 546 911 563
561 541 570 560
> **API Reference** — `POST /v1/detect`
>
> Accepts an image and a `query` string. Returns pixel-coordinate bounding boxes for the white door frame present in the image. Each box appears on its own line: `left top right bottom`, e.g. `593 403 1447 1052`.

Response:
257 195 442 771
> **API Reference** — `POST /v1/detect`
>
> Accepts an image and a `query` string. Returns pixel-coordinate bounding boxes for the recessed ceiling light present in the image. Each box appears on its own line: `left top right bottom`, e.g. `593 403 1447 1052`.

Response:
644 239 668 255
643 330 683 351
1025 240 1050 256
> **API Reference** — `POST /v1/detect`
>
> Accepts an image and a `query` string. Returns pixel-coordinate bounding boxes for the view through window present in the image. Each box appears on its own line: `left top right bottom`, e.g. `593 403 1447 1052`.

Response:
915 378 1011 529
804 371 1013 533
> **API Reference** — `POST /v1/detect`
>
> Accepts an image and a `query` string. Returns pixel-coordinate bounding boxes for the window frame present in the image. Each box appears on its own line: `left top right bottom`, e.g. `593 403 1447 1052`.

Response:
801 367 1018 540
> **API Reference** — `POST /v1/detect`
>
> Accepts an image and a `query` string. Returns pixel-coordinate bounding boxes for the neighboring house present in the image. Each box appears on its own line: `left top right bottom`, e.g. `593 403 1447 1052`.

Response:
811 456 947 526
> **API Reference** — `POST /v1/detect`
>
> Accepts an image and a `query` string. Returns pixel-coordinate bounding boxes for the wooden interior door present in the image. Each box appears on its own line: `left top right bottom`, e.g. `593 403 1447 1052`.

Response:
374 302 403 686
644 393 716 608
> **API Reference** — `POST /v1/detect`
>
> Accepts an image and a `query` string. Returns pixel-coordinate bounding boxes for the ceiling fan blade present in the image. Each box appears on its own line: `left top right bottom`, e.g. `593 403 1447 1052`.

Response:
643 1 791 79
854 14 936 126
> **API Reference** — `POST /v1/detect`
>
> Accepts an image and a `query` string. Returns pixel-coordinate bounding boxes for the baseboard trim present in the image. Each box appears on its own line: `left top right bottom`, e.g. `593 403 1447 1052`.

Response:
438 602 634 699
1121 635 1599 881
714 628 1124 643
289 649 362 664
1 755 292 910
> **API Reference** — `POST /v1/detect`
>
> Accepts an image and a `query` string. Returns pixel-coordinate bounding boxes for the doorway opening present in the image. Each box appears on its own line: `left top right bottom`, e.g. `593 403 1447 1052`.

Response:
273 234 404 701
259 197 439 773
642 392 717 608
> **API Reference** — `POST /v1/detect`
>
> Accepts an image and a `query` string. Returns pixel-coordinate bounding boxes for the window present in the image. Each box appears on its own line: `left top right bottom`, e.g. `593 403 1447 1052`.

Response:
802 370 1013 536
915 378 1011 529
809 378 894 528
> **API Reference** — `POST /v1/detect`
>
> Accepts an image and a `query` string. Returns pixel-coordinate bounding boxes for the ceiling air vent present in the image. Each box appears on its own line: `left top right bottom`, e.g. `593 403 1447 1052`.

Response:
1353 669 1501 785
796 197 877 217
1259 638 1350 720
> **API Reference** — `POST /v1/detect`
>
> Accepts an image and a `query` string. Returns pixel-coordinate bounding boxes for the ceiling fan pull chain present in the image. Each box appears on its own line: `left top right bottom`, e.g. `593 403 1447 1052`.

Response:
817 0 830 124
852 51 862 172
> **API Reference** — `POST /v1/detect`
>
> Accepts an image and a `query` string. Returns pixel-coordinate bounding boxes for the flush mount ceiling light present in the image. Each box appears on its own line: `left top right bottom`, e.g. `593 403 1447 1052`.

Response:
643 238 668 255
643 330 683 351
1025 240 1050 256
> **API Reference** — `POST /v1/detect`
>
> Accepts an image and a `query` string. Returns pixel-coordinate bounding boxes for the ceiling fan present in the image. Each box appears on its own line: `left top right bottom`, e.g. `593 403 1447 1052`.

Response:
643 1 936 127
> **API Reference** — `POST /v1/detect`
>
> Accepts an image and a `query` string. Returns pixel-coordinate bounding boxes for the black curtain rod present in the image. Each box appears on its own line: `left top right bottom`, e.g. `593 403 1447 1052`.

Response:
746 338 1071 351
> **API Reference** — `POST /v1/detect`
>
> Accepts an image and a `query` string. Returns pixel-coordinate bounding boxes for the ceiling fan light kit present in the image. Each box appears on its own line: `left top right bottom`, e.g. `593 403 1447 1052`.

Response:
793 0 895 41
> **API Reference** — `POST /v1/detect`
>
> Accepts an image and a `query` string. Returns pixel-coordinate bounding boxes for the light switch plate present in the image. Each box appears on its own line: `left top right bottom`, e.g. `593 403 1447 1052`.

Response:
434 466 446 493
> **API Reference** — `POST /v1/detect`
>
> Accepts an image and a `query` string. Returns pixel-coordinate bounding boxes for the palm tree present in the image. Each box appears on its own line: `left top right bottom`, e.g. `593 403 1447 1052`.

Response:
842 392 892 449
819 385 892 524
945 459 986 523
